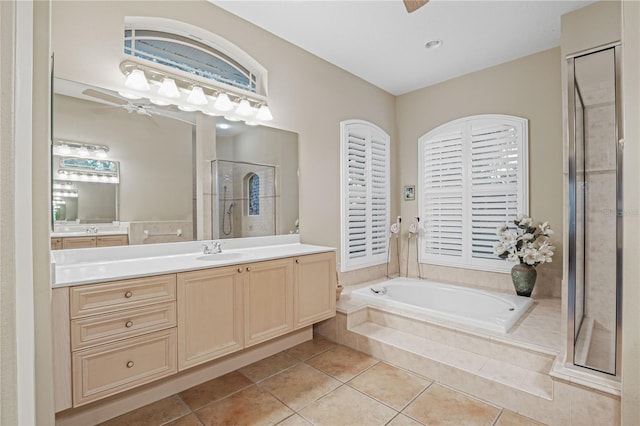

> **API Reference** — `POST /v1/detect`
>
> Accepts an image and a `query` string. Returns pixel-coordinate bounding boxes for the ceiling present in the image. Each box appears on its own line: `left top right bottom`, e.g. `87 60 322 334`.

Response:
211 0 596 95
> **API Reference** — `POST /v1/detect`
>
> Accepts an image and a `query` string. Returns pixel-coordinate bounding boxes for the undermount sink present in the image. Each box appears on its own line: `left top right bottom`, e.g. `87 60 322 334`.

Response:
196 252 249 262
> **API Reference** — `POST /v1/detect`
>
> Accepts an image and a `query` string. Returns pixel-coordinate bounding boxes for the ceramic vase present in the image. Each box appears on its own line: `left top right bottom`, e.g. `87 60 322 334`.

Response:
511 263 537 297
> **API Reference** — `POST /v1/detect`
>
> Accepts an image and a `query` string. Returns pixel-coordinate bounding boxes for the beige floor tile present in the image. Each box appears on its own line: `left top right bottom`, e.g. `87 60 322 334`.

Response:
194 385 293 426
99 395 189 426
495 410 546 426
298 385 397 426
306 345 378 382
403 384 500 426
239 351 300 382
348 362 431 410
276 414 313 425
164 413 204 426
178 371 253 410
259 363 341 411
387 413 425 426
286 335 336 360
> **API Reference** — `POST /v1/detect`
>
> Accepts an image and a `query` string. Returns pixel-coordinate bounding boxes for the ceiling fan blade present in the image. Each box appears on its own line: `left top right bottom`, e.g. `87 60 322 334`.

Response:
403 0 429 13
82 88 128 106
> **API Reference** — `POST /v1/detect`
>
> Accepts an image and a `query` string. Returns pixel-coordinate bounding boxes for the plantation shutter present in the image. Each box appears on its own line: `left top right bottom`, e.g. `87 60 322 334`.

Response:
341 120 390 271
418 115 528 272
420 129 465 261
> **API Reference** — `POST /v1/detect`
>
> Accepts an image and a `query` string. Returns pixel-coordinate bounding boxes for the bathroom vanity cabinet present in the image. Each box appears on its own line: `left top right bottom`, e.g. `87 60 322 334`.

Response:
52 250 336 411
51 234 129 250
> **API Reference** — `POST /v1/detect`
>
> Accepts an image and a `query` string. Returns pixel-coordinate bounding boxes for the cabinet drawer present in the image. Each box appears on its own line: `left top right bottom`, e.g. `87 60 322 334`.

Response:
63 236 96 249
72 328 177 407
71 302 176 351
70 275 176 318
96 235 129 247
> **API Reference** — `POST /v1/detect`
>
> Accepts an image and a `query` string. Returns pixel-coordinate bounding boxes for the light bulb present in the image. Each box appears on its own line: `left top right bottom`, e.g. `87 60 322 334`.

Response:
150 98 170 106
214 93 233 111
118 91 142 100
235 99 253 117
57 144 71 155
187 86 208 105
157 78 180 98
256 104 273 121
124 69 150 91
178 105 197 112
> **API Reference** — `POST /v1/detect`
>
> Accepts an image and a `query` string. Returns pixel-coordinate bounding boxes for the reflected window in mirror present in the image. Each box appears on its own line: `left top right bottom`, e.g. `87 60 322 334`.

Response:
247 173 260 216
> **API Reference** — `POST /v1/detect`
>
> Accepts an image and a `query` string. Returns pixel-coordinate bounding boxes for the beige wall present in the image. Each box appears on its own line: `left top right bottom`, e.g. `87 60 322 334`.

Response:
51 0 399 258
396 48 563 297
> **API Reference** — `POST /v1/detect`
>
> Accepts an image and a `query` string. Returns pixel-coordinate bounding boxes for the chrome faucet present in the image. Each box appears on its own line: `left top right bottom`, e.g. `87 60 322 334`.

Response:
202 241 223 254
85 225 98 234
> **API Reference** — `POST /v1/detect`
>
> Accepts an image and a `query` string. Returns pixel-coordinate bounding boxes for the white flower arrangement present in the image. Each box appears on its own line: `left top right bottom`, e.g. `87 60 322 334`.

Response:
493 215 555 266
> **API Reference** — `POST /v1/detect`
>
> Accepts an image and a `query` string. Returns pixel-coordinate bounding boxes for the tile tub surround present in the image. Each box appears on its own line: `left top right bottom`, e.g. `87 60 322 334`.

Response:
51 234 335 286
314 293 621 425
97 336 546 426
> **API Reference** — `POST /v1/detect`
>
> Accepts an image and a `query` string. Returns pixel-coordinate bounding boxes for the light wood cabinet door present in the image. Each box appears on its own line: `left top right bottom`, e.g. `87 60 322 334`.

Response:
62 236 96 249
72 329 177 407
293 252 337 329
96 234 129 247
177 266 244 371
244 258 294 347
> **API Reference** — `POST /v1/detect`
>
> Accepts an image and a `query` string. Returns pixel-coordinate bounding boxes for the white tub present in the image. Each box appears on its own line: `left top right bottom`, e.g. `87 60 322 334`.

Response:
350 277 533 333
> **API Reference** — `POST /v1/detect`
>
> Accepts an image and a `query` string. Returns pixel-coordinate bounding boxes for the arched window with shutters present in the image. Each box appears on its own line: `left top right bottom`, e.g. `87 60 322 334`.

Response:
340 120 391 272
418 114 528 273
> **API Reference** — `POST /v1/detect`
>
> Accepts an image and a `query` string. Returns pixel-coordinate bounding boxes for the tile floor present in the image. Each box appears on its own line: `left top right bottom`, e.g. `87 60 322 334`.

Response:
100 336 546 426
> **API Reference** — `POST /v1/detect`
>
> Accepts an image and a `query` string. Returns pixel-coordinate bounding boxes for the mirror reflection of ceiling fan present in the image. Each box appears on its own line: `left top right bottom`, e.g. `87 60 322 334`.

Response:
80 87 196 125
403 0 429 13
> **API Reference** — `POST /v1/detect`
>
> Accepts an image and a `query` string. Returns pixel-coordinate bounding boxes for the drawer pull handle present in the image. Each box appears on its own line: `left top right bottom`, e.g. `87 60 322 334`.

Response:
246 267 252 272
126 361 134 368
124 291 132 298
295 259 300 264
125 321 133 328
237 268 242 273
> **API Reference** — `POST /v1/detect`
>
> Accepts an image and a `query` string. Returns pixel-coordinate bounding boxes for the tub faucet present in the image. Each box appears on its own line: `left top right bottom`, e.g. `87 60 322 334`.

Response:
202 241 222 254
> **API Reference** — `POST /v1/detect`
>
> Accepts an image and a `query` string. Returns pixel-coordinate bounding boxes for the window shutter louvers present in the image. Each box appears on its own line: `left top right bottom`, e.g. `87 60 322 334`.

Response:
341 121 390 271
419 115 528 273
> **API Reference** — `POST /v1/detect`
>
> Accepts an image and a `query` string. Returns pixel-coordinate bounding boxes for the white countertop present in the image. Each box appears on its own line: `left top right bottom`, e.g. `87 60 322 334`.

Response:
51 230 129 238
51 235 335 287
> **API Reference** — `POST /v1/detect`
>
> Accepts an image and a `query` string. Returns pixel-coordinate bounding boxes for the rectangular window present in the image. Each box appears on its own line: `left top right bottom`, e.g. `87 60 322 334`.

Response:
340 120 390 272
418 115 528 273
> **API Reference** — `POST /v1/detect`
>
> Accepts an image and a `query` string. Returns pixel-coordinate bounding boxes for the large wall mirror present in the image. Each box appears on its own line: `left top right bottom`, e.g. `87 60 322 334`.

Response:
52 77 299 247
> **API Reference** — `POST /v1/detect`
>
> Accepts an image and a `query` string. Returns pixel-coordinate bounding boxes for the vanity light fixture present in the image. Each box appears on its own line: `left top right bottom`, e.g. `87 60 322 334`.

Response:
124 68 151 91
157 77 180 98
53 140 110 159
214 92 234 111
255 104 273 121
187 86 208 105
119 60 274 123
235 98 253 116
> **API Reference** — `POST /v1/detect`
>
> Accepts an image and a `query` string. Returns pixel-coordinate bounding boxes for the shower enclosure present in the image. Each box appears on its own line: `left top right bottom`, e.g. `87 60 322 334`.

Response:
567 44 622 376
212 160 276 239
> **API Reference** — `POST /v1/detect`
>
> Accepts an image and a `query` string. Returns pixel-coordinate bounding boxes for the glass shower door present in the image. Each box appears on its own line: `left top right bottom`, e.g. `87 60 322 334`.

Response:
568 46 621 376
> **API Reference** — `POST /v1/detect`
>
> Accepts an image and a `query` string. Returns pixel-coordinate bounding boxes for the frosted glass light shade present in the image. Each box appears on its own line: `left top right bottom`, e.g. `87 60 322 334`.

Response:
157 78 180 98
124 69 150 91
235 99 253 116
256 104 273 121
187 86 208 105
214 93 233 111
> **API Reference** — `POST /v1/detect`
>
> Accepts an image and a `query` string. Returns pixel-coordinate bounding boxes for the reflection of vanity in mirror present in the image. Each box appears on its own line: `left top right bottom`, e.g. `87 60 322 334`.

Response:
51 78 299 249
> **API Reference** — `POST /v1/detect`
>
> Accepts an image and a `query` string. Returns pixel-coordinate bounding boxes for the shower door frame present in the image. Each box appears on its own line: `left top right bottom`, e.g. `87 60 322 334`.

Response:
567 42 623 378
